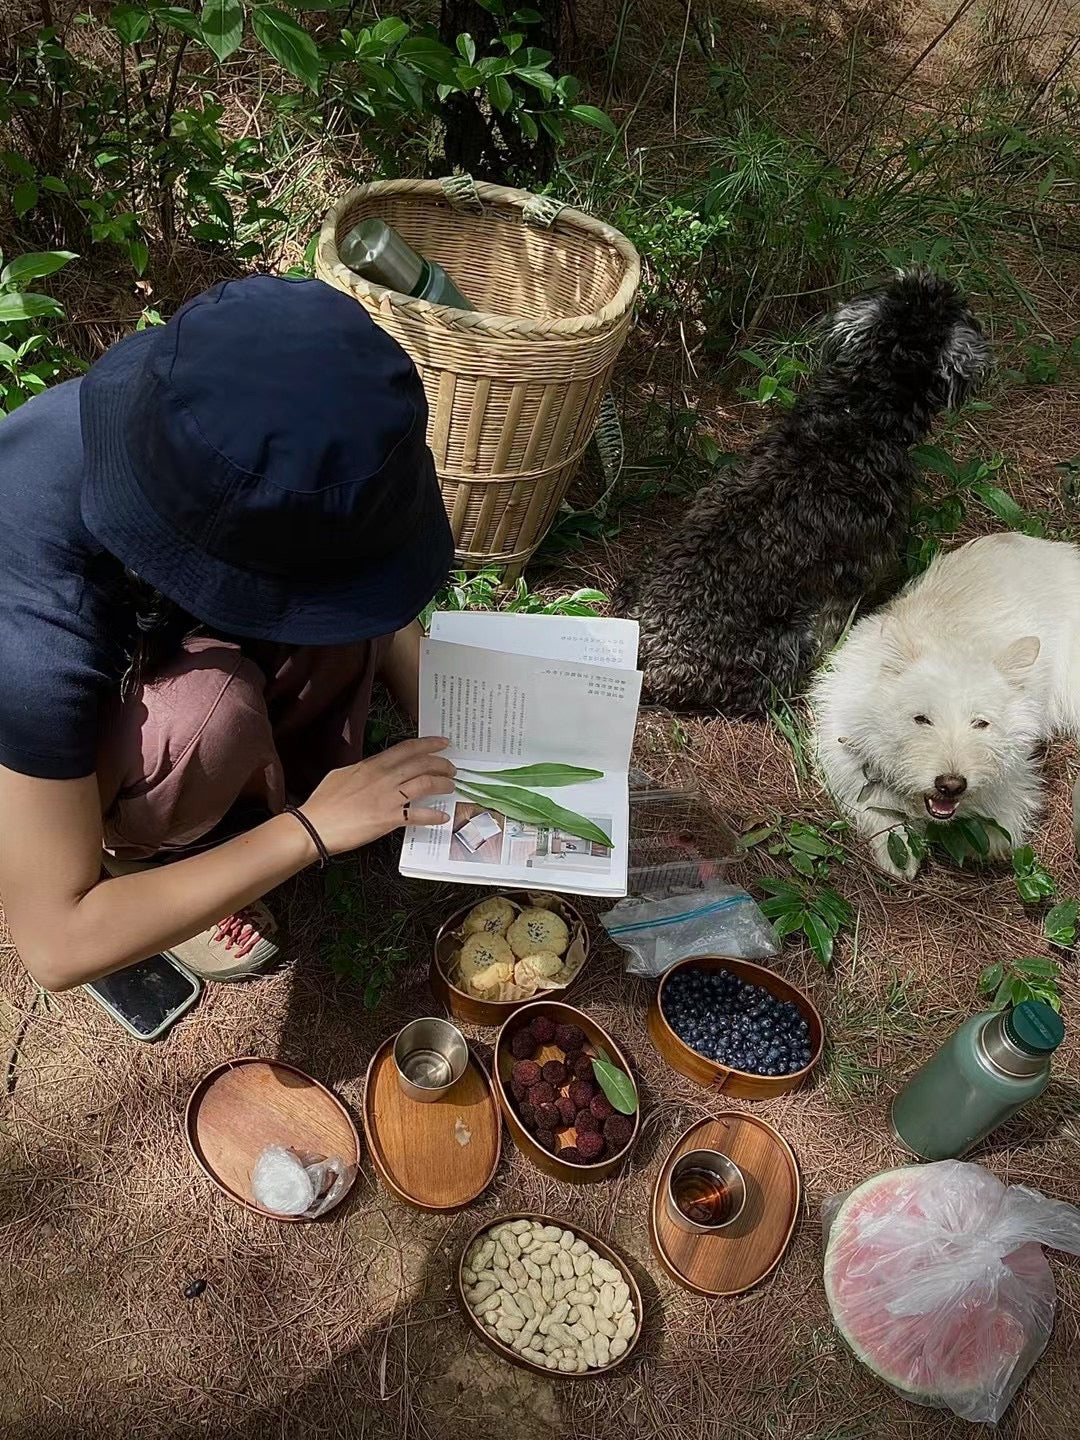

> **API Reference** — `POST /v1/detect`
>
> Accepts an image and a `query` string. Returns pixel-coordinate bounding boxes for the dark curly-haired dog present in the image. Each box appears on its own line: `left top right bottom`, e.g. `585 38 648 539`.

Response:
623 268 991 714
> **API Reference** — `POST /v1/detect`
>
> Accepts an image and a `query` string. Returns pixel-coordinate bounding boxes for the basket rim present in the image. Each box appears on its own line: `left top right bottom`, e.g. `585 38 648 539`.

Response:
317 178 641 340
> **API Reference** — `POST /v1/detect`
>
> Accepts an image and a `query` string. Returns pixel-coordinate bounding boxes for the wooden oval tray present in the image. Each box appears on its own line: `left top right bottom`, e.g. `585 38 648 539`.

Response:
362 1035 501 1210
457 1212 643 1377
186 1056 360 1221
492 1001 640 1183
649 1113 800 1296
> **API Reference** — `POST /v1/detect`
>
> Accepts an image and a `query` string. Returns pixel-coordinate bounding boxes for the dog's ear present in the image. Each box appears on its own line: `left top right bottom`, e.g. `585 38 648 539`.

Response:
994 634 1040 682
878 620 920 676
940 319 993 408
821 293 882 362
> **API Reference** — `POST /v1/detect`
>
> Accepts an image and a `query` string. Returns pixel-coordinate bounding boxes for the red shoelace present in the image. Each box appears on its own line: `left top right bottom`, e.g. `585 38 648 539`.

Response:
211 906 266 959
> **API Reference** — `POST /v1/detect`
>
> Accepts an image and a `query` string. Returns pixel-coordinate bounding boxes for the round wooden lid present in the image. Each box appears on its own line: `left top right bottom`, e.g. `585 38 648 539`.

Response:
649 1113 800 1296
186 1057 360 1221
362 1036 501 1210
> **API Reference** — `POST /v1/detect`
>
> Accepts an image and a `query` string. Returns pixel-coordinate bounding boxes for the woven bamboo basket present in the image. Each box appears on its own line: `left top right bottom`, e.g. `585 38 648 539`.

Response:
316 177 640 576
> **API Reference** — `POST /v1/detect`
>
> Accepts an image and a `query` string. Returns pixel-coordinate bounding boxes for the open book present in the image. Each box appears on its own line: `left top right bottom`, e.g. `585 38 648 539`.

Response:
399 612 643 897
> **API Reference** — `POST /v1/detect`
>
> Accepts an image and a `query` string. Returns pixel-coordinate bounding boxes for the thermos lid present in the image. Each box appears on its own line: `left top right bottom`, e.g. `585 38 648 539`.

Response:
1004 1000 1065 1055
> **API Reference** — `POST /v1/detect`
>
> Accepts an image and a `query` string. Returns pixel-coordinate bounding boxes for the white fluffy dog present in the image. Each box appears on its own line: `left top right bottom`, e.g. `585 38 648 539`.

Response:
811 533 1080 877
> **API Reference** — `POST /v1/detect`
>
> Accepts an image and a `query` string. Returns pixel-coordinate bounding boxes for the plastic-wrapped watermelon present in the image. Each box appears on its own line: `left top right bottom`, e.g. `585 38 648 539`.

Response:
822 1161 1080 1424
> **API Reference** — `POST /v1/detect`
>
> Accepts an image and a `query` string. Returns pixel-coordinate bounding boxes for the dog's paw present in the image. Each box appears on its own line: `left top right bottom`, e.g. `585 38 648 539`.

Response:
869 829 919 881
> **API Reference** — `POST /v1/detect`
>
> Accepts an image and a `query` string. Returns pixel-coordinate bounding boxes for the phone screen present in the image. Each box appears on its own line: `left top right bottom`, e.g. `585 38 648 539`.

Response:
87 955 198 1038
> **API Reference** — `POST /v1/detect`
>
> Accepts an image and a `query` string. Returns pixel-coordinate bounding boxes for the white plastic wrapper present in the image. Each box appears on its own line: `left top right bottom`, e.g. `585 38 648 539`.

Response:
600 886 778 978
251 1144 356 1219
822 1161 1080 1424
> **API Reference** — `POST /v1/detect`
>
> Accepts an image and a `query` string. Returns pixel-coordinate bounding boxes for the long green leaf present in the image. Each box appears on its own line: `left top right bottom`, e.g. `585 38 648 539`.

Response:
0 251 77 288
591 1057 637 1115
201 0 244 60
0 292 64 322
251 6 321 88
458 762 603 788
455 780 612 849
803 911 834 969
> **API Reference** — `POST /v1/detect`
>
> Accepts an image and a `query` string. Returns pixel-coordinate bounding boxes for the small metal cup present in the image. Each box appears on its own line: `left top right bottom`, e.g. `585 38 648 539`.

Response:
393 1017 468 1103
666 1149 747 1233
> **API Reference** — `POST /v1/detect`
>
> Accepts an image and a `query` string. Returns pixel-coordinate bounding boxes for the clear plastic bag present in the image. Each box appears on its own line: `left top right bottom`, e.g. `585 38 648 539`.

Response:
251 1144 356 1219
599 885 779 978
822 1161 1080 1424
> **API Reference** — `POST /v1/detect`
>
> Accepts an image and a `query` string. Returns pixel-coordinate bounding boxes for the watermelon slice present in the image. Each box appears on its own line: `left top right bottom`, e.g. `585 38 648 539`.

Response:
823 1165 1054 1422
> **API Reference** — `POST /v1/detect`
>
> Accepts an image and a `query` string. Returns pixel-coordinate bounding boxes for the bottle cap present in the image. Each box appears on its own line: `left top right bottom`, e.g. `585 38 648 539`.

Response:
1004 1000 1065 1055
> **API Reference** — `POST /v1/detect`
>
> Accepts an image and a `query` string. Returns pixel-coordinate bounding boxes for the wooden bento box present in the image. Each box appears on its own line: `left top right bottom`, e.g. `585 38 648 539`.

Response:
492 1001 640 1183
431 891 590 1026
457 1212 643 1376
647 955 823 1099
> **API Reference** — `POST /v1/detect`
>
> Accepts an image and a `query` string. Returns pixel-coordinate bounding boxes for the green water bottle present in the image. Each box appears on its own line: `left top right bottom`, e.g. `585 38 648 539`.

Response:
338 218 473 310
890 1001 1065 1161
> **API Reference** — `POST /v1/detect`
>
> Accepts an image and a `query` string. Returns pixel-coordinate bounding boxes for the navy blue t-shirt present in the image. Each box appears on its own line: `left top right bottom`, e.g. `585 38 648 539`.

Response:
0 380 124 779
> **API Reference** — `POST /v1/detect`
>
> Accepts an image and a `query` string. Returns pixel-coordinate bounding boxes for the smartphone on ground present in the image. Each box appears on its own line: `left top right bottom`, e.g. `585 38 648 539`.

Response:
83 953 202 1041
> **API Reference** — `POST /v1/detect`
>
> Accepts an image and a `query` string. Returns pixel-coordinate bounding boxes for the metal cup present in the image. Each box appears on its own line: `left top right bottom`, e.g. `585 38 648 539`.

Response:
393 1017 468 1103
666 1149 747 1233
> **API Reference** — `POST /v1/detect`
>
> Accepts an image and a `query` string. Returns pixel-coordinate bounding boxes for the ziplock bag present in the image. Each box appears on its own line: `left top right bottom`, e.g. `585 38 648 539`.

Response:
600 885 779 978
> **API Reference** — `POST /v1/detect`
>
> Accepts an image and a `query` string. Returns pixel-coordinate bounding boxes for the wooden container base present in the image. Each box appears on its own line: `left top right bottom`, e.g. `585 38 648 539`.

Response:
362 1036 500 1210
649 1113 800 1296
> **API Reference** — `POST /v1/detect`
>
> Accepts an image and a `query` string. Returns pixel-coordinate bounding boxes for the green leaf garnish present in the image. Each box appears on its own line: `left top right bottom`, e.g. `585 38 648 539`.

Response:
591 1057 637 1115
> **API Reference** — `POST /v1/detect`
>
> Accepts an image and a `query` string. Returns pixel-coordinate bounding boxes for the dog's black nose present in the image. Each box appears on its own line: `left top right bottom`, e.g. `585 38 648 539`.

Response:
934 774 967 797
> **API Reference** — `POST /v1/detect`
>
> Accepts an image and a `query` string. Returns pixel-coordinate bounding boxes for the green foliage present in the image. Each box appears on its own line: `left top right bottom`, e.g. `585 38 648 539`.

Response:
422 567 607 625
323 866 409 1008
746 818 855 968
0 5 608 288
1012 844 1057 903
978 955 1063 1013
1043 899 1079 946
902 814 1005 869
757 876 854 970
907 444 1044 575
736 347 810 408
0 249 81 414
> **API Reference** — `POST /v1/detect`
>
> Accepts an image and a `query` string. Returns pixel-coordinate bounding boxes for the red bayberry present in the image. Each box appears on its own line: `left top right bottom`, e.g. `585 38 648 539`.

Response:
541 1059 567 1087
518 1102 536 1129
576 1131 605 1162
554 1023 586 1052
529 1015 557 1044
535 1127 558 1152
535 1102 560 1130
572 1053 596 1082
511 1060 541 1090
590 1094 615 1122
526 1082 555 1108
603 1114 634 1151
556 1095 577 1127
574 1109 599 1134
510 1029 537 1061
567 1080 595 1110
559 1146 583 1165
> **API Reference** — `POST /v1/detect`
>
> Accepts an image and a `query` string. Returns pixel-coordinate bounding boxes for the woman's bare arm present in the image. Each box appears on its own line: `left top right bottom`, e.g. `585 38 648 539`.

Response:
0 736 453 991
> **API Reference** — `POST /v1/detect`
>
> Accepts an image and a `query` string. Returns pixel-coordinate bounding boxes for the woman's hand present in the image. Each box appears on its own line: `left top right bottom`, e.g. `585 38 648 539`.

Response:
300 736 454 854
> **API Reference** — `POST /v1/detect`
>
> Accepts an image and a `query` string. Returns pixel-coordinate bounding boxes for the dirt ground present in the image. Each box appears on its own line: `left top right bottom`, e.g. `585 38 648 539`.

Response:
2 0 1080 1436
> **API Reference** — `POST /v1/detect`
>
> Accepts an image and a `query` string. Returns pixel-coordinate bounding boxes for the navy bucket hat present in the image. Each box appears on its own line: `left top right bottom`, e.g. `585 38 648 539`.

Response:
79 275 454 645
